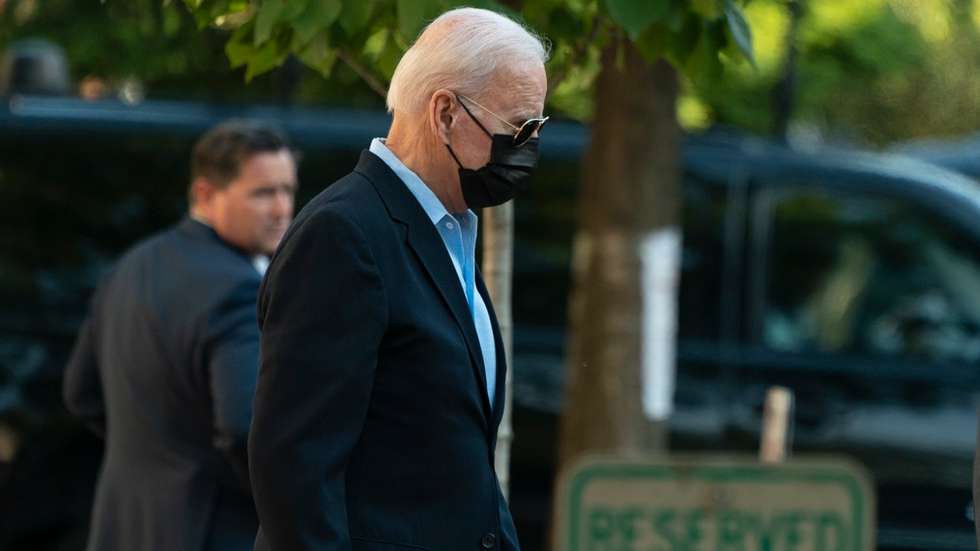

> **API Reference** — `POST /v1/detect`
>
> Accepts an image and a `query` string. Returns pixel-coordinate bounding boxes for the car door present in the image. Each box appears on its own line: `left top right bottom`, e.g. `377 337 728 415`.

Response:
672 167 748 452
740 179 980 549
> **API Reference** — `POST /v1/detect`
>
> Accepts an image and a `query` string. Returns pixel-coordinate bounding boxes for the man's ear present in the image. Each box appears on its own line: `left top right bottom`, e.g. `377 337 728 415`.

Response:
429 89 456 145
191 177 217 209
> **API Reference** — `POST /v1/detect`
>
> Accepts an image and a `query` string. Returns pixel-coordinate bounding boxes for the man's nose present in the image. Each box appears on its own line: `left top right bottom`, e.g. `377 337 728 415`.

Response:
272 190 294 218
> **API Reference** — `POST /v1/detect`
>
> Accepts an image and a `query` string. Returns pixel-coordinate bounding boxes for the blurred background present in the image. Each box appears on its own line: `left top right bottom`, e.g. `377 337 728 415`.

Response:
4 0 980 549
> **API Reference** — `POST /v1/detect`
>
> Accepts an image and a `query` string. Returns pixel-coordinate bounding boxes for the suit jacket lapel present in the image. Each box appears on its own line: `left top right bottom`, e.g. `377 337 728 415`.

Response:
405 224 493 424
355 152 493 425
475 269 508 430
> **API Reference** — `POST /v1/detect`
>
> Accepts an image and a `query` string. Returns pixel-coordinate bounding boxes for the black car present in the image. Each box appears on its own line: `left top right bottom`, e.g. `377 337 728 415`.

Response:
2 96 978 550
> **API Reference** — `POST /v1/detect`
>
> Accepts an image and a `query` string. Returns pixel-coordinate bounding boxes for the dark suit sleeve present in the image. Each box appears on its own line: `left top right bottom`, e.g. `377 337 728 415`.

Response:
974 409 980 549
206 278 261 493
63 301 106 438
249 207 387 550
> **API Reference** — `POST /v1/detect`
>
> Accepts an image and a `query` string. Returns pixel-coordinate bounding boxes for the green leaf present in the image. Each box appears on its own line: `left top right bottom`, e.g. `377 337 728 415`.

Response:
226 42 255 69
297 31 338 78
397 0 442 40
225 22 255 68
723 0 755 66
187 0 253 29
668 12 702 62
665 1 688 32
245 38 287 81
684 22 723 87
339 0 375 37
292 0 342 46
162 5 182 37
226 0 252 15
690 0 719 19
363 28 389 61
543 7 586 40
634 23 670 64
189 6 213 29
376 32 405 79
281 0 307 21
254 0 284 45
605 0 670 40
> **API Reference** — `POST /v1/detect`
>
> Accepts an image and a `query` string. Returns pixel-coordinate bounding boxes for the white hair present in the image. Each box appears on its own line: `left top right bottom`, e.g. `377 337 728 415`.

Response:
386 8 550 114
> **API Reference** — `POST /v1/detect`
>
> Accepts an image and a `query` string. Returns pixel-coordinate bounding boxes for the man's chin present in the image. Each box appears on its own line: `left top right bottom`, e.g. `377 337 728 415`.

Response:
263 233 287 255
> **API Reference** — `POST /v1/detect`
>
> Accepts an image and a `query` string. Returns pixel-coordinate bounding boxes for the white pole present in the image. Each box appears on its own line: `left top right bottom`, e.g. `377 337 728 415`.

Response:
760 386 794 464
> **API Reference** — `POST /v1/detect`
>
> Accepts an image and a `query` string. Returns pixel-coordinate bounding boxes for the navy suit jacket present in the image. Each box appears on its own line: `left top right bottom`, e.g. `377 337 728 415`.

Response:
64 218 261 551
249 151 519 551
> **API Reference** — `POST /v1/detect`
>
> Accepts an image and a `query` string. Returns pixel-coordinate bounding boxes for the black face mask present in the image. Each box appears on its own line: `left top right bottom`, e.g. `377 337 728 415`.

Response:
446 135 540 210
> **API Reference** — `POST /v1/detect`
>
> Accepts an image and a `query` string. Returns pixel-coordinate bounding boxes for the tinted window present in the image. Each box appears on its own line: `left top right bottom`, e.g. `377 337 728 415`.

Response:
512 158 579 329
678 176 729 341
762 187 980 363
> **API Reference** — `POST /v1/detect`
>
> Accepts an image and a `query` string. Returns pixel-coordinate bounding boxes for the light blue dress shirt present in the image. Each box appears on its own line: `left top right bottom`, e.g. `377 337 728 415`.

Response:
369 138 497 405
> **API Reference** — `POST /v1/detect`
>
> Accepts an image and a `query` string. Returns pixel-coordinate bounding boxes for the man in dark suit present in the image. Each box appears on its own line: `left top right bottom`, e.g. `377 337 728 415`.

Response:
974 415 980 548
63 120 297 551
248 8 548 551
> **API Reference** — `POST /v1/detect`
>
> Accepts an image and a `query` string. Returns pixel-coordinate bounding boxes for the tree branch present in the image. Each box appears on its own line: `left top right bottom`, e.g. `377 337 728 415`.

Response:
336 49 389 99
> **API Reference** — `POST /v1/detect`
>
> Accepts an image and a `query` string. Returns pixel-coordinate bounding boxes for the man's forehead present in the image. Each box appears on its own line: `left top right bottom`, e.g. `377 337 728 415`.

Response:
488 74 547 120
494 67 548 116
504 96 545 123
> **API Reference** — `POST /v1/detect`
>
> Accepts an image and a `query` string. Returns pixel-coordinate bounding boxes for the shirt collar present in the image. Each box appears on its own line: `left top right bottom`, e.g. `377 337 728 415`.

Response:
252 255 270 275
190 212 212 227
369 138 475 226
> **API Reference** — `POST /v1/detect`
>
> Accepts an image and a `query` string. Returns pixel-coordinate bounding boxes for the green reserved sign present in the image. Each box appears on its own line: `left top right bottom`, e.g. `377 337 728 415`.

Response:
554 456 875 551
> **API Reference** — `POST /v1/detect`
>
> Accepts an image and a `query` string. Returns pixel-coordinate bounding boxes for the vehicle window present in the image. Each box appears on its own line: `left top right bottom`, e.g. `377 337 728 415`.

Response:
0 135 190 314
512 158 580 329
0 133 354 314
678 176 729 340
761 187 980 363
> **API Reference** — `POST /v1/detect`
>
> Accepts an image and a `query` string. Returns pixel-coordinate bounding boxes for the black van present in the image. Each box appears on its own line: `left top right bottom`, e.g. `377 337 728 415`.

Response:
2 96 978 550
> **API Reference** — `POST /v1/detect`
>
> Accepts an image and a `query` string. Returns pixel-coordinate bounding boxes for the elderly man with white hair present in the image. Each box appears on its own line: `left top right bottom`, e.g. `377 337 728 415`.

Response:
247 8 548 551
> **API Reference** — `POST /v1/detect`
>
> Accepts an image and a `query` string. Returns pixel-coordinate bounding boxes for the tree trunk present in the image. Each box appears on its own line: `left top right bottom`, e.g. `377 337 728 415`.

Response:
484 202 515 499
557 40 681 471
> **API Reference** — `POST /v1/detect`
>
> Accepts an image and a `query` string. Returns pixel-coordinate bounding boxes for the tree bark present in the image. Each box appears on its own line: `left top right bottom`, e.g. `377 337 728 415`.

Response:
557 40 681 471
484 202 515 499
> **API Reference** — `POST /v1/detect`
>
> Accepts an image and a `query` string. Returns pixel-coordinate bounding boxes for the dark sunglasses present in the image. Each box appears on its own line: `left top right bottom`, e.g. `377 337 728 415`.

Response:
457 93 548 148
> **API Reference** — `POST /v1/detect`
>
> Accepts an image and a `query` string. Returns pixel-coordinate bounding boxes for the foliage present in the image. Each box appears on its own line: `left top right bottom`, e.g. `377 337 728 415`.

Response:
683 0 980 146
0 0 384 107
182 0 755 120
2 0 756 121
0 0 250 100
9 1 980 147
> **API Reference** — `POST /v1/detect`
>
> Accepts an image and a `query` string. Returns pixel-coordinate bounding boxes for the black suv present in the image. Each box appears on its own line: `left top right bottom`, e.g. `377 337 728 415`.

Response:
2 96 978 550
511 132 980 550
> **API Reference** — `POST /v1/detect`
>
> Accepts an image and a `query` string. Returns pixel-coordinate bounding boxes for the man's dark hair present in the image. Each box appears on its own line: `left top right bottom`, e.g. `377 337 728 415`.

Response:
189 119 292 203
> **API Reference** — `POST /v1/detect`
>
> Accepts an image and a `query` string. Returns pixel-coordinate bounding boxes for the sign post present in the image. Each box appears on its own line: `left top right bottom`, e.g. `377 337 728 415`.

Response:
555 456 875 551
